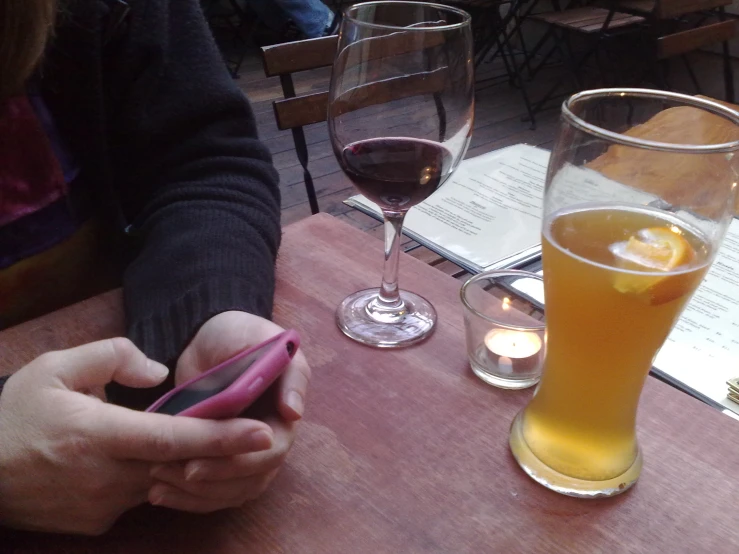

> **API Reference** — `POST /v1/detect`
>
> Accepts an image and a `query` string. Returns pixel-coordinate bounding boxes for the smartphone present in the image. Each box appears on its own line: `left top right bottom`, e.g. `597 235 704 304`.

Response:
146 330 300 419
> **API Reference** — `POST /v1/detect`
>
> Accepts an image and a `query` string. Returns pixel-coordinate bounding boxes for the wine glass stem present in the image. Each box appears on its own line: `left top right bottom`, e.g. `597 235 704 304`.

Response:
377 210 406 309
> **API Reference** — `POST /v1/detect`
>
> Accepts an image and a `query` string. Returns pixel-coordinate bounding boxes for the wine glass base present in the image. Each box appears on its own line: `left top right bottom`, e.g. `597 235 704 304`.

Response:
336 288 437 348
508 410 642 498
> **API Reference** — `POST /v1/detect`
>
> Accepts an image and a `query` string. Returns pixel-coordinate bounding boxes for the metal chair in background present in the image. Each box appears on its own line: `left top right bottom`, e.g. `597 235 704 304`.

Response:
261 36 338 214
201 0 255 77
523 2 647 118
619 0 737 102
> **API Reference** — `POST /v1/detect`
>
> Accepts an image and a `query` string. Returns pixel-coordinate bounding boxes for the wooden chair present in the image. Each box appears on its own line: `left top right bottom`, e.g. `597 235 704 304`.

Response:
261 32 451 214
201 0 255 77
618 0 737 101
523 2 647 116
261 36 338 214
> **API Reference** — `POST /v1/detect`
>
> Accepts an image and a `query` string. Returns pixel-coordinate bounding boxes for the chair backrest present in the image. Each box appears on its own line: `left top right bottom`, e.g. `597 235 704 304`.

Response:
656 18 737 59
261 36 338 130
262 32 448 130
654 0 731 19
261 36 338 214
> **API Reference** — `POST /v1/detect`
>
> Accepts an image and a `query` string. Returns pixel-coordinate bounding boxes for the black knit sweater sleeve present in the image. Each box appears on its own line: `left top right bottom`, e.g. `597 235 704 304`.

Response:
106 0 281 365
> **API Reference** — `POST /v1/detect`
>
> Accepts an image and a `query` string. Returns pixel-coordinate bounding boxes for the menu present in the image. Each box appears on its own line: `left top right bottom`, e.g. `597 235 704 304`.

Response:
344 144 549 273
652 219 739 417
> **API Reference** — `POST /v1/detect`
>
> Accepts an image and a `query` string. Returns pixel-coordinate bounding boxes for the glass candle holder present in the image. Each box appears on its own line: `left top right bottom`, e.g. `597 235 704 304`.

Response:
460 270 546 389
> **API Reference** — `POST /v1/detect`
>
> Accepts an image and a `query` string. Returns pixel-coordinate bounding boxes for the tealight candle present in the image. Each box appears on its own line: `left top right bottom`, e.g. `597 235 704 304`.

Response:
461 270 546 389
485 329 542 356
484 329 543 373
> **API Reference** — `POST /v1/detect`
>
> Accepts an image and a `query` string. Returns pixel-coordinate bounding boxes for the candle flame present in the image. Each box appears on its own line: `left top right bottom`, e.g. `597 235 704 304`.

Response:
502 297 511 311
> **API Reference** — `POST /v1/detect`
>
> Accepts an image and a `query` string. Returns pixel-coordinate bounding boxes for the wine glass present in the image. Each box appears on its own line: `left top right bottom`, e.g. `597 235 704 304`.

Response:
328 1 474 348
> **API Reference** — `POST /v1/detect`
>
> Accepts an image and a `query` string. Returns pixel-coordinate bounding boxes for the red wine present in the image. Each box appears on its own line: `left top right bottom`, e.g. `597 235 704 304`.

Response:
340 138 454 211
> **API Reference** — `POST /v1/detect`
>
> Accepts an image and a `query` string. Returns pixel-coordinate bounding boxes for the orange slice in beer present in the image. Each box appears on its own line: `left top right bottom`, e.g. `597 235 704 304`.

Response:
611 227 696 305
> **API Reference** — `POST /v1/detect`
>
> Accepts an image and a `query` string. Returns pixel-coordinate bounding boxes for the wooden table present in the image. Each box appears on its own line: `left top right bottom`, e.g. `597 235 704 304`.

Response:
2 213 738 553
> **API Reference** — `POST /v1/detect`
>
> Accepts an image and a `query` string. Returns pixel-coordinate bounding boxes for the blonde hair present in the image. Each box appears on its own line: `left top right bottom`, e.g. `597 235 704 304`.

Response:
0 0 57 100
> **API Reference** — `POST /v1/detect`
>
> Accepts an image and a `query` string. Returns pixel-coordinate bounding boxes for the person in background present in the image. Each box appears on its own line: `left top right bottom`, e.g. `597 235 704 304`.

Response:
246 0 340 41
0 0 311 536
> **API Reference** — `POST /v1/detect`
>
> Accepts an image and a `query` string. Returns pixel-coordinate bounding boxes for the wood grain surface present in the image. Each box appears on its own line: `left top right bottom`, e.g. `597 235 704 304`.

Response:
657 19 738 59
2 213 738 553
261 35 338 78
274 91 329 130
656 0 732 18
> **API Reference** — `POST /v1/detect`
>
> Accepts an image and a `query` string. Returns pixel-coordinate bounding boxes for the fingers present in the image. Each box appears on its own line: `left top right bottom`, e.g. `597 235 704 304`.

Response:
277 351 311 422
152 416 295 482
94 407 275 463
148 470 278 512
176 311 313 422
48 338 169 392
154 451 281 483
151 471 277 501
186 417 295 481
176 312 281 385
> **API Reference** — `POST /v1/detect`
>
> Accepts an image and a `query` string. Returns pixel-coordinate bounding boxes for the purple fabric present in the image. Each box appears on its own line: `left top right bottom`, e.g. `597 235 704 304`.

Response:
0 94 84 270
0 197 82 269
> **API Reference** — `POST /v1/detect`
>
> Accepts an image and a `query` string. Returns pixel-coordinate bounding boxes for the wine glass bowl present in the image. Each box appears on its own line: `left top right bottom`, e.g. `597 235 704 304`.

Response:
329 1 474 348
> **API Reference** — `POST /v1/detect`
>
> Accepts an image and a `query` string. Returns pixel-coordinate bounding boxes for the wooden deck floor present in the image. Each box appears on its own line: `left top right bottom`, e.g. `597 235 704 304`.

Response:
235 47 738 244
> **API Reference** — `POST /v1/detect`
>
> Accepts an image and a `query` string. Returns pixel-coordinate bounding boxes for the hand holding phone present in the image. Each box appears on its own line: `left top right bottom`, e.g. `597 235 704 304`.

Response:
146 330 300 419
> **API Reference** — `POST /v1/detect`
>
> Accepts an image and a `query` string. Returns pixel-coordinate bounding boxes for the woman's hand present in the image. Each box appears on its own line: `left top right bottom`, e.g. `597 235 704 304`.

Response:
149 311 311 512
0 338 274 535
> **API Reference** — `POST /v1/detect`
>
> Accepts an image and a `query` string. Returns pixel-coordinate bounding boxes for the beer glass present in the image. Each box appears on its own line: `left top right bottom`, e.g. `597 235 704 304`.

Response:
509 89 739 497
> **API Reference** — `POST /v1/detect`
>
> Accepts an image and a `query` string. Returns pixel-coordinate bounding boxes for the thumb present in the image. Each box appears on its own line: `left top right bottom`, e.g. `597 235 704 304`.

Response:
49 338 169 392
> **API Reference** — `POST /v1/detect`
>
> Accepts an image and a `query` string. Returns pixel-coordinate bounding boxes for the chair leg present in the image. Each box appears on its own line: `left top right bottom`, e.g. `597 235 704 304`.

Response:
523 34 570 117
496 33 517 85
528 42 595 117
433 93 447 143
290 127 320 216
281 74 320 214
513 14 532 77
722 40 735 103
497 30 537 128
681 55 702 94
522 28 558 80
559 32 583 90
475 27 500 67
474 5 506 66
593 42 609 86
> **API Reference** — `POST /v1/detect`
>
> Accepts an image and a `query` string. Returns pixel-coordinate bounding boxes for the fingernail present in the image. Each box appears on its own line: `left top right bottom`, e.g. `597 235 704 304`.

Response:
147 360 169 380
251 429 274 450
286 390 304 418
185 463 202 482
150 463 165 478
150 492 165 506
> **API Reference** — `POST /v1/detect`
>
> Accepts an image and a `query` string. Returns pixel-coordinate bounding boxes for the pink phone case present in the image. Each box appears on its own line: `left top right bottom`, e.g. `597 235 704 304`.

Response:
146 330 300 419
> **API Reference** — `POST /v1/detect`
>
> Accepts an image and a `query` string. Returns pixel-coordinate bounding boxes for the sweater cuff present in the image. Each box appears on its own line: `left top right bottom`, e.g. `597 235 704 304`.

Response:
126 277 274 366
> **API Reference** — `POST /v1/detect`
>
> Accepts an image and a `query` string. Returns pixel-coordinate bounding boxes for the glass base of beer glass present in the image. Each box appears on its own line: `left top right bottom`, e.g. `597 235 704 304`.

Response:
470 360 540 390
336 288 436 348
508 410 642 498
